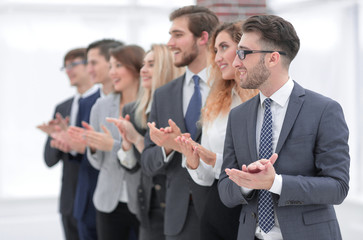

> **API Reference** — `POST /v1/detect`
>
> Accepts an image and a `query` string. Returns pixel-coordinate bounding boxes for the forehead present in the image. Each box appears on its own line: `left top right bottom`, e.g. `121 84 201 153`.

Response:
215 31 234 46
87 48 105 60
238 32 261 50
169 16 191 34
144 51 154 61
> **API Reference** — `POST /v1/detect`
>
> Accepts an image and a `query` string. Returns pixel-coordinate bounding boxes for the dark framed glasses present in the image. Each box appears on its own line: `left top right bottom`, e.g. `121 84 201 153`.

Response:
60 60 87 71
236 50 286 60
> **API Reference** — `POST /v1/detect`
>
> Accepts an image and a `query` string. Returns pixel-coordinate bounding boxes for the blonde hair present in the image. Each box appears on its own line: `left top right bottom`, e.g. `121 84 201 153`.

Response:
201 21 259 125
135 44 185 128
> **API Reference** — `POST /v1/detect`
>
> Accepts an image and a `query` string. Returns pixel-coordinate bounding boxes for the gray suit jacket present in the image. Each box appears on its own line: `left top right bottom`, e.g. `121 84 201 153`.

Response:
87 93 140 215
218 82 350 240
141 74 210 236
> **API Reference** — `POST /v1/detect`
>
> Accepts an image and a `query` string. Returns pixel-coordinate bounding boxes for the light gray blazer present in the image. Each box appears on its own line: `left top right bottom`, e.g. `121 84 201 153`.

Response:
218 82 350 240
87 93 140 215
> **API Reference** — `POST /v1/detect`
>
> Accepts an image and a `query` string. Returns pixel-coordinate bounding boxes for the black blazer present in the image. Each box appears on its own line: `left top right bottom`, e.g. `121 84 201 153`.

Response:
44 97 80 216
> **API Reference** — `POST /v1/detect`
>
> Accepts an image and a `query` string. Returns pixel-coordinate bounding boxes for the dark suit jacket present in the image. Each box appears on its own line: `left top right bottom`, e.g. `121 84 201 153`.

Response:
218 81 350 240
122 102 166 228
73 89 100 225
141 74 210 236
44 97 80 216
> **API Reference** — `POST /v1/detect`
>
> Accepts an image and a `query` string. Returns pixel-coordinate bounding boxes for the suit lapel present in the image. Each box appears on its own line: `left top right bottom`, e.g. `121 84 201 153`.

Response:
275 82 305 154
247 95 260 162
170 74 187 133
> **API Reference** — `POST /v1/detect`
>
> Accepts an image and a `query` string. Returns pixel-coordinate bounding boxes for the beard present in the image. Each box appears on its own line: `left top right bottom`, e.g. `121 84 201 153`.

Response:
239 56 270 89
174 40 199 67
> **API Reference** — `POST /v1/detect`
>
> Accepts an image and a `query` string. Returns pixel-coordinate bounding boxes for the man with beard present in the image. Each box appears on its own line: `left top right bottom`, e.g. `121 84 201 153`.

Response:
218 15 350 240
141 5 219 240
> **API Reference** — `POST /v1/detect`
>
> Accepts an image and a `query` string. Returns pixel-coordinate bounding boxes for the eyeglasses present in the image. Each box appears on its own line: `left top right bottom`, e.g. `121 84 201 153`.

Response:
60 60 87 71
236 50 286 60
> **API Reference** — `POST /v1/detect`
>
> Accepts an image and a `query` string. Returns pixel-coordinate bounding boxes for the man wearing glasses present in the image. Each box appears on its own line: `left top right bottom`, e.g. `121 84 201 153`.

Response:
218 15 349 240
40 47 98 240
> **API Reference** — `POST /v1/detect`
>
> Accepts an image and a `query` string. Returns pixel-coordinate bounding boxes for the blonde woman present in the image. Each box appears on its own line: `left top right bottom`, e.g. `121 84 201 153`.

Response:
108 44 184 240
176 21 259 240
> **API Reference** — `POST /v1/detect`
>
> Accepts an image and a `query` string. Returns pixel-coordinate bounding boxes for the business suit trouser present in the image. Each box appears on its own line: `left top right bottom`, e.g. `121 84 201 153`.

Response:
96 201 139 240
200 181 240 240
62 214 80 240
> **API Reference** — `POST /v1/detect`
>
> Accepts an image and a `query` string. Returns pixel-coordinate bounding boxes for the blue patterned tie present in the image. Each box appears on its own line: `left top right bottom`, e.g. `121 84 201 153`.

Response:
185 75 201 140
258 98 275 233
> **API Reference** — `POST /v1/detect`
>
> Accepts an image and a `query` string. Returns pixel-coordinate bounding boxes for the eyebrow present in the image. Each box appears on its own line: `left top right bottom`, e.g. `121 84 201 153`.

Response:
238 45 250 50
169 29 184 34
218 41 227 47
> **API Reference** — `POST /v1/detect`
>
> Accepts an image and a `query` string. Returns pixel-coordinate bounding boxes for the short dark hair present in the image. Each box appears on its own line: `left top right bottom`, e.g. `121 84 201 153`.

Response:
169 5 219 40
86 39 124 61
242 15 300 65
109 45 145 78
63 48 86 66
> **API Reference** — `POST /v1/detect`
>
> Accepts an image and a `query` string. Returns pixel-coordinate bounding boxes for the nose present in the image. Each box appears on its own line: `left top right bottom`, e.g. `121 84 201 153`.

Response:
140 65 147 74
167 37 174 47
215 51 222 63
232 54 243 69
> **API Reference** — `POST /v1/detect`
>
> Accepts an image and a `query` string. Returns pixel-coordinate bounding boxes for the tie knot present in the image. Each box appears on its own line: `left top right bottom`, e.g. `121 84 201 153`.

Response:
192 75 200 86
264 98 272 108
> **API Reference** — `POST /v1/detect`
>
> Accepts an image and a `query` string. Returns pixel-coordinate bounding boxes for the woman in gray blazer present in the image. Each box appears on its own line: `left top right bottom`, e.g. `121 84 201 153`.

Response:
82 45 145 240
108 44 184 240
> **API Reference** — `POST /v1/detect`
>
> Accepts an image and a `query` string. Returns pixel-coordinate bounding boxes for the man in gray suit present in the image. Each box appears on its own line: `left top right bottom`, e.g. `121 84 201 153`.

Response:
218 15 350 240
141 5 219 240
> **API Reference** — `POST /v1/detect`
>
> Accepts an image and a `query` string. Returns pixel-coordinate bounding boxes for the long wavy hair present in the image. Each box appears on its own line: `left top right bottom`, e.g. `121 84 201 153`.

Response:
135 44 185 128
201 21 259 126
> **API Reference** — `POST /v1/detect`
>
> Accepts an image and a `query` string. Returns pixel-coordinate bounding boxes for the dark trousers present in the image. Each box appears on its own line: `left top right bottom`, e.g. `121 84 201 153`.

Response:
96 202 139 240
77 219 97 240
62 214 80 240
200 181 241 240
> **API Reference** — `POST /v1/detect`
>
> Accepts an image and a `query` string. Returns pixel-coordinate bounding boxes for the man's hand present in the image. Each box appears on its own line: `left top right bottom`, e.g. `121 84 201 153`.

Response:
225 153 278 190
81 122 114 152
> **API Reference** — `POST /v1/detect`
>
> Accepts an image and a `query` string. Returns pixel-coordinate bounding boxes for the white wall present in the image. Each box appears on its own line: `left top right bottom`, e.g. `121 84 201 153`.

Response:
0 0 194 199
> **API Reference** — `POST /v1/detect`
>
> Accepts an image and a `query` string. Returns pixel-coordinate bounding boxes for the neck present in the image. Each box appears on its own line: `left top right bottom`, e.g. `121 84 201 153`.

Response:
77 81 93 95
120 82 139 105
102 80 114 96
260 73 289 97
187 49 208 74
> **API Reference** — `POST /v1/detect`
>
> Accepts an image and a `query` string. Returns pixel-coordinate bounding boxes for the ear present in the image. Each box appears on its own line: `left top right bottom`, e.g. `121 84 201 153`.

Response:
267 52 281 67
198 31 209 46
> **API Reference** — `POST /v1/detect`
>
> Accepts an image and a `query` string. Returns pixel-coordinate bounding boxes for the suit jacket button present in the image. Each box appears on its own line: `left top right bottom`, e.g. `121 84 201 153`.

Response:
160 202 166 208
251 212 256 218
155 184 161 191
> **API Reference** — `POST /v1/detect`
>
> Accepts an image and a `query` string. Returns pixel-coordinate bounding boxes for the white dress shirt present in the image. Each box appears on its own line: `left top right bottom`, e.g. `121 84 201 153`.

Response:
186 87 242 186
249 78 294 240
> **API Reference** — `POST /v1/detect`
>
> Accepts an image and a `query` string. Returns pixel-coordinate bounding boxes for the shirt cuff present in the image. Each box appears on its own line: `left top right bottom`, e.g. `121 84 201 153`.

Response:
162 147 175 163
212 153 223 179
117 147 137 169
269 174 282 195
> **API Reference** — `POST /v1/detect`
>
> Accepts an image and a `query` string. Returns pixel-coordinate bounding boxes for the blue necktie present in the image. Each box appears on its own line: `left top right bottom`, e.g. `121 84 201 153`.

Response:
75 97 84 127
185 75 201 140
258 98 275 233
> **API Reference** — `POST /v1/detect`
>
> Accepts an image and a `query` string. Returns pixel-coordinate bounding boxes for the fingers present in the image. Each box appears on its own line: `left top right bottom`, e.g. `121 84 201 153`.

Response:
82 121 94 131
100 125 110 135
125 114 131 121
106 117 119 124
269 153 278 165
168 119 180 131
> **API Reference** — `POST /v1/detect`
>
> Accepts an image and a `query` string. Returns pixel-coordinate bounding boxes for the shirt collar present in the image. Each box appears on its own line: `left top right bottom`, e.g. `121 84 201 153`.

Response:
259 77 294 108
185 67 208 86
80 85 99 98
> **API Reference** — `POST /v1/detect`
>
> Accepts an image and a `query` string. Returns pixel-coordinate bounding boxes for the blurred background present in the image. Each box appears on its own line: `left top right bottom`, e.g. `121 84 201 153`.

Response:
0 0 362 239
